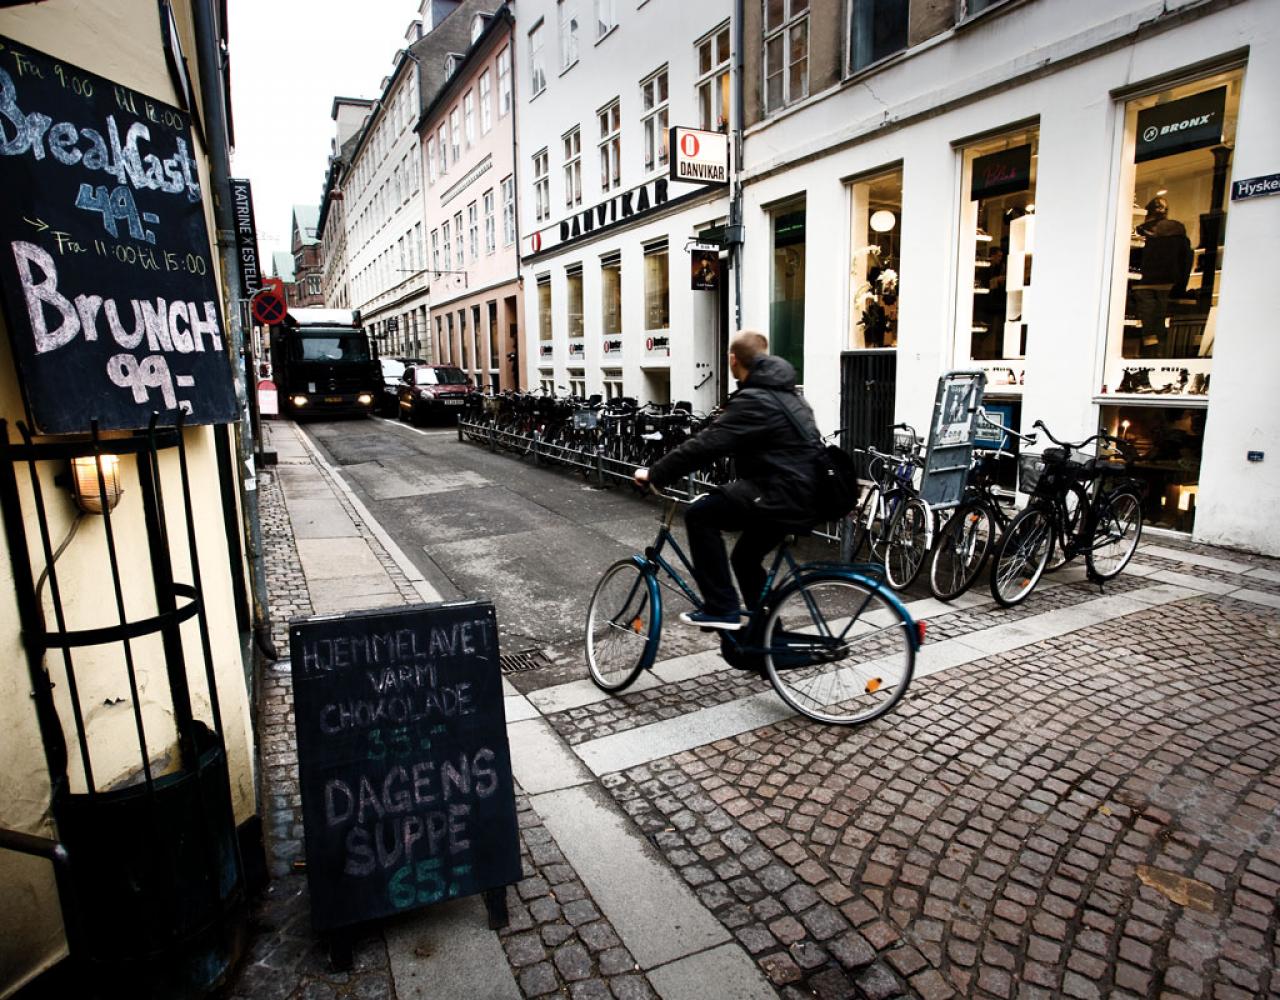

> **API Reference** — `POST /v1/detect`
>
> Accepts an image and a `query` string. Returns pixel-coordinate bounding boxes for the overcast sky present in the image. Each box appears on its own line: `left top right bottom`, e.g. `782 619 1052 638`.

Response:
227 0 417 269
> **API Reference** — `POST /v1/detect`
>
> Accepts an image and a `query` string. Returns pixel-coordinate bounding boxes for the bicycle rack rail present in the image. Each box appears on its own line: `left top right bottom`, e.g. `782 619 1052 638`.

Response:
457 416 845 545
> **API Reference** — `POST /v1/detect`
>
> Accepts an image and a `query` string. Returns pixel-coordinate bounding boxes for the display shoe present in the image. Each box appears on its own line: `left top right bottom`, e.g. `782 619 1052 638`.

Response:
1120 368 1153 393
1190 373 1209 395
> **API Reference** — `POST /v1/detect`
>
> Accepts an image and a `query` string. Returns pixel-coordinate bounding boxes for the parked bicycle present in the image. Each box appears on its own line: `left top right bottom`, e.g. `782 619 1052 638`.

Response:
989 420 1144 607
843 424 931 591
585 488 924 726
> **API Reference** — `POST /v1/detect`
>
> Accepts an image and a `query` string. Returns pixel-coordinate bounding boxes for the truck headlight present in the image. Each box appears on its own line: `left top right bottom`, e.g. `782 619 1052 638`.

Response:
357 393 373 405
291 395 309 407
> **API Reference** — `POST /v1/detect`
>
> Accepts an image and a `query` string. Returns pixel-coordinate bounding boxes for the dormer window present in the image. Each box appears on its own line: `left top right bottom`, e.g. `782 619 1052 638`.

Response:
471 14 487 44
445 54 460 78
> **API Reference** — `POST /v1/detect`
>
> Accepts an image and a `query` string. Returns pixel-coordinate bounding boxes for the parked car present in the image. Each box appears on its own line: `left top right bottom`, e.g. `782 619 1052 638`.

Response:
398 364 479 425
378 358 406 416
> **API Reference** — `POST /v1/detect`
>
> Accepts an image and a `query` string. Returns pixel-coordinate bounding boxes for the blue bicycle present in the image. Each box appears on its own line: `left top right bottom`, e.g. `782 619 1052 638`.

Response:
585 491 924 726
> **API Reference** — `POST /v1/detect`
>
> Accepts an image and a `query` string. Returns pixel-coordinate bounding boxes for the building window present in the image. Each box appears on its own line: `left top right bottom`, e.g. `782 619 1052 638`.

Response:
598 100 621 192
442 221 451 274
454 210 465 268
643 241 669 331
427 137 438 184
533 149 551 223
849 167 902 349
464 90 476 146
568 370 586 397
450 109 462 163
414 223 424 272
850 0 908 74
563 127 582 208
437 125 448 174
498 46 512 116
771 201 806 382
959 126 1038 366
479 70 493 133
559 0 580 71
537 275 552 343
502 175 517 245
566 267 584 337
468 201 479 260
529 22 547 96
431 228 440 273
696 23 731 132
594 0 616 39
409 153 420 193
640 68 669 174
764 0 809 115
483 190 496 254
602 368 623 399
1099 405 1206 533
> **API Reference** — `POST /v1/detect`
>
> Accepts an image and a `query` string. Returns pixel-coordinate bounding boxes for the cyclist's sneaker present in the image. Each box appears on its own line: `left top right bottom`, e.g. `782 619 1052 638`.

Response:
679 609 744 631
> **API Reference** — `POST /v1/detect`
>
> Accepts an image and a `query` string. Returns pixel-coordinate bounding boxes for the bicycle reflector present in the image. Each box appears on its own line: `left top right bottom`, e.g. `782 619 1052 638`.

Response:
917 621 928 645
631 617 644 634
865 678 882 694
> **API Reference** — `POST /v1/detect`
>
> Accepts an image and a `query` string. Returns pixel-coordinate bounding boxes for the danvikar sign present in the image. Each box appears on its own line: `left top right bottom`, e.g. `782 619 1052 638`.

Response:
0 36 237 434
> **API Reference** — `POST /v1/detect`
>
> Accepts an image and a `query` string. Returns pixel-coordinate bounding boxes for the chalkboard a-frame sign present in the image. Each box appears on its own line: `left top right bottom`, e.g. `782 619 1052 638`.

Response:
290 600 521 936
0 36 237 434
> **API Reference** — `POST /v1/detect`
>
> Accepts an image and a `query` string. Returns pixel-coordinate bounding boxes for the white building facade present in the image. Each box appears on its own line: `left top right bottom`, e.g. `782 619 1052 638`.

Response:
738 0 1280 555
517 0 734 409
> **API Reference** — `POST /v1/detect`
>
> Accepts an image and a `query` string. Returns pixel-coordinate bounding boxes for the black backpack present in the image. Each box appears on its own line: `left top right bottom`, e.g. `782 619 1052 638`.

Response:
765 392 861 522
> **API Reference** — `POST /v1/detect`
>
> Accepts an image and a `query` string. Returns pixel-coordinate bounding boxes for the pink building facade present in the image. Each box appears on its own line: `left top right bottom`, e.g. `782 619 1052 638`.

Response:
418 6 524 390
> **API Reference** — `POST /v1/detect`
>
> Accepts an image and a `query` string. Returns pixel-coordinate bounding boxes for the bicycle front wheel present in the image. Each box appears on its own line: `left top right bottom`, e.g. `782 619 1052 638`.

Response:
762 574 916 726
1086 490 1143 581
884 498 930 591
990 507 1053 607
929 501 993 601
1045 481 1088 573
586 559 659 692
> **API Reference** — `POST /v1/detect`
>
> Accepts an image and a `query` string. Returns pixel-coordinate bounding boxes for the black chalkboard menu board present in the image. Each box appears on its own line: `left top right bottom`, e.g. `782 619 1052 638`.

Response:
290 601 521 933
0 36 237 434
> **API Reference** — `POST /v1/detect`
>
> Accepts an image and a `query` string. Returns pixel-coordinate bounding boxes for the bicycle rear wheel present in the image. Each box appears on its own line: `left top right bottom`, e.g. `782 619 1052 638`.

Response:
762 573 916 726
1086 490 1143 581
1045 481 1088 573
586 559 659 692
929 501 993 601
884 498 930 591
989 507 1053 607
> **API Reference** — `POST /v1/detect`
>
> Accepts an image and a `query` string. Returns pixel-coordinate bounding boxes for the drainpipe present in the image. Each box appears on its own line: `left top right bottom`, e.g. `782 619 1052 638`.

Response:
192 0 278 663
730 0 746 330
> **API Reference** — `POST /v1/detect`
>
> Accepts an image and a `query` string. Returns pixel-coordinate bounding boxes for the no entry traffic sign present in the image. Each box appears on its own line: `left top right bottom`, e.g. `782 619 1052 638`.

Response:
252 289 287 325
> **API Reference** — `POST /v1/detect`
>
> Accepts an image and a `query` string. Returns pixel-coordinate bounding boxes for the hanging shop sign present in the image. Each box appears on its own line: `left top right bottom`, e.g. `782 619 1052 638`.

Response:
229 177 261 298
1135 87 1225 164
690 249 720 291
668 126 729 187
290 601 521 934
0 37 237 434
526 177 670 259
970 144 1033 200
1231 172 1280 202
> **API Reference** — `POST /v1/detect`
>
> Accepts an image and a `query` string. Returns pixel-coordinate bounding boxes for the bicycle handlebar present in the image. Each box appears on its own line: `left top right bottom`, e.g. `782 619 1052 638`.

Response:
1030 419 1122 454
977 407 1037 446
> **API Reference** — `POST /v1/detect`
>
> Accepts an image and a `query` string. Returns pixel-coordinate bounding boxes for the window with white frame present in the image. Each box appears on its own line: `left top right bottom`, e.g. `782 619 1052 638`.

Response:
398 234 406 274
529 22 547 96
537 276 552 342
479 70 493 133
640 68 669 173
502 175 516 245
594 0 616 39
764 0 809 114
559 0 580 71
644 241 670 330
568 369 585 398
438 124 448 174
431 228 441 271
468 201 479 260
450 108 462 162
453 210 465 268
464 90 476 146
441 221 451 274
566 266 584 337
563 127 582 208
598 100 620 192
697 24 731 132
498 47 512 116
533 149 550 222
602 368 623 399
414 223 423 272
483 189 496 253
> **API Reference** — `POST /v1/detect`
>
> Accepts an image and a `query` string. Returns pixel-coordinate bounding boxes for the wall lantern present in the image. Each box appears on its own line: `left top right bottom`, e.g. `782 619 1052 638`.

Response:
70 454 124 515
869 210 897 233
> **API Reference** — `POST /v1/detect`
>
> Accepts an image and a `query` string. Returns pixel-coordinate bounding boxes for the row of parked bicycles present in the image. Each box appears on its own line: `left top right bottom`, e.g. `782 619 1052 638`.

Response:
458 391 1144 607
852 412 1144 607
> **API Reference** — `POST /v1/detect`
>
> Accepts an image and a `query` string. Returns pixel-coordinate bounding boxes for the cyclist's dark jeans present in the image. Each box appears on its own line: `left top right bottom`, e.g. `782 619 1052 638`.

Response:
685 492 786 616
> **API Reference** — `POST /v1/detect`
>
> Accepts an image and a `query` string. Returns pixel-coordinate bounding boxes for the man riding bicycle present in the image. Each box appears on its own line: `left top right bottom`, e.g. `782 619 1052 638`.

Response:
634 331 821 630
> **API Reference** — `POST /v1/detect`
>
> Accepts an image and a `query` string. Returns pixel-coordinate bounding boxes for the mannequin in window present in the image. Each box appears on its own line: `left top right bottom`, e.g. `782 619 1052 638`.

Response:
1133 197 1193 358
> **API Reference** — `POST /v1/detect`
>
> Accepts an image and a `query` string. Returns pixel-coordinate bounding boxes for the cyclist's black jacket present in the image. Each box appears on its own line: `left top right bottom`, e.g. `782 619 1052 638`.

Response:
648 354 821 528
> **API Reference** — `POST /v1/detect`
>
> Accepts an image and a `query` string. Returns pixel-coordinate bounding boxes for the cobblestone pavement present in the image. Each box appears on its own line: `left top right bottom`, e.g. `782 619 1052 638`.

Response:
604 595 1280 999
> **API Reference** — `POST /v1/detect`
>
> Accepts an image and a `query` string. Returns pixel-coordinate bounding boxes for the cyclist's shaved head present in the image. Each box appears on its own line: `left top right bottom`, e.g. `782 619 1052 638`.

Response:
730 331 769 367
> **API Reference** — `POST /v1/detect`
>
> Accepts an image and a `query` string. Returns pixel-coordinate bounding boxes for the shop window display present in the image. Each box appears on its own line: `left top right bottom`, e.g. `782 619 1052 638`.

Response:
848 168 902 349
771 203 806 382
1100 405 1204 532
1104 69 1240 398
957 128 1038 390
